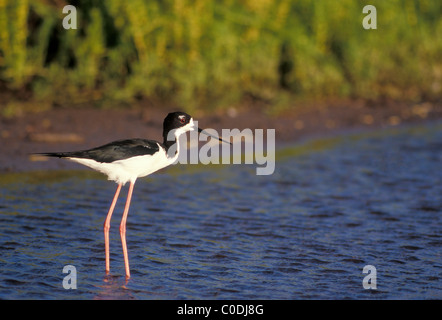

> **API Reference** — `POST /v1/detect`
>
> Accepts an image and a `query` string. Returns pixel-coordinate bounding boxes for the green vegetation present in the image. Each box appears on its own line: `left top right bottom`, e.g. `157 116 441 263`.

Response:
0 0 441 114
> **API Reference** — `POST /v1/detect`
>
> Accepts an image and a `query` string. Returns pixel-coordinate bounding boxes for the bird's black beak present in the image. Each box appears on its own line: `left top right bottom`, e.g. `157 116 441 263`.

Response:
198 128 232 145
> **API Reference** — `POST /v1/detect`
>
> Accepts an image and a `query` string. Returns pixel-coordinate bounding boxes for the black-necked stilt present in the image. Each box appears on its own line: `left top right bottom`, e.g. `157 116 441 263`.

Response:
39 111 231 279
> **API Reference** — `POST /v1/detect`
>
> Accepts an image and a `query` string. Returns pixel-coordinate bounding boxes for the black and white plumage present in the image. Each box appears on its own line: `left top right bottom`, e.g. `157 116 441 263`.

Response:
39 111 230 279
41 112 202 184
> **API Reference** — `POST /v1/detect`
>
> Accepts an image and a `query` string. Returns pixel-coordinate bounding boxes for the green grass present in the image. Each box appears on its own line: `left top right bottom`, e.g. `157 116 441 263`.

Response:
0 0 441 114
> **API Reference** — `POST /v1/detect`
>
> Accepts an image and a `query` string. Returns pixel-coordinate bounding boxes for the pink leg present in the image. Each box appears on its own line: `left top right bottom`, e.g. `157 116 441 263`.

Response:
104 183 122 274
120 181 135 279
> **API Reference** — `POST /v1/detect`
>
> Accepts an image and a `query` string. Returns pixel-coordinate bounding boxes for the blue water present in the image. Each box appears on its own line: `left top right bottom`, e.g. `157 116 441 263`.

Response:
0 122 441 299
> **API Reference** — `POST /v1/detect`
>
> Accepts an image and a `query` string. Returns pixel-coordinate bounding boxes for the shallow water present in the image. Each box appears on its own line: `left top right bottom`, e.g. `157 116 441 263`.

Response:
0 122 441 299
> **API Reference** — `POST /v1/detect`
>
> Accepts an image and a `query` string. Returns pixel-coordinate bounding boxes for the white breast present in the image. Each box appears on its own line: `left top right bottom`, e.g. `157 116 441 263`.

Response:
68 145 175 185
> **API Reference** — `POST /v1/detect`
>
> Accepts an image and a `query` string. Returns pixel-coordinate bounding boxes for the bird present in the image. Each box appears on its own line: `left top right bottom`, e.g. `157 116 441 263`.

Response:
38 111 231 279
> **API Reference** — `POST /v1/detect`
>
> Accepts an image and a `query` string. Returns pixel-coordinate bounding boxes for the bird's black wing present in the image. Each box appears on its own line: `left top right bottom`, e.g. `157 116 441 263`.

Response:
40 138 160 163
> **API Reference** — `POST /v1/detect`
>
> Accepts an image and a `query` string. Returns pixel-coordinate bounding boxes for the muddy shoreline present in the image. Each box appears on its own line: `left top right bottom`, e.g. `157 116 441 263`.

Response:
1 99 440 172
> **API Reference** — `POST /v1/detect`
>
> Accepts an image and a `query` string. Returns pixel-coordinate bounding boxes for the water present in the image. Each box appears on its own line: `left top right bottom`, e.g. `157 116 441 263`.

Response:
0 122 441 299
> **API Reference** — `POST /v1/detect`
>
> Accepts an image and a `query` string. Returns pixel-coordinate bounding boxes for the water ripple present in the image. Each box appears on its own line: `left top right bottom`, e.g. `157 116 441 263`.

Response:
0 122 441 299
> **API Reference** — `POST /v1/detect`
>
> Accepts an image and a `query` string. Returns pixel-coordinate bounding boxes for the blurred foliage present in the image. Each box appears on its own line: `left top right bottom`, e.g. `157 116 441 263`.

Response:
0 0 441 114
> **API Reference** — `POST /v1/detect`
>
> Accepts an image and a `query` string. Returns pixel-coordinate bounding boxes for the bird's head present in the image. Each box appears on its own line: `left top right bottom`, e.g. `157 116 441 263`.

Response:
163 112 231 145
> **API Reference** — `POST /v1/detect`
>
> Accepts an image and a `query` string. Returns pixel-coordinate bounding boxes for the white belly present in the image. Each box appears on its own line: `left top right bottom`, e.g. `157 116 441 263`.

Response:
68 148 173 185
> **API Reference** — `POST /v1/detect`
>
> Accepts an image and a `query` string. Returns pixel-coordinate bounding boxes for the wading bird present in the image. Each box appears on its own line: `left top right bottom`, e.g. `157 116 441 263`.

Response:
39 112 231 278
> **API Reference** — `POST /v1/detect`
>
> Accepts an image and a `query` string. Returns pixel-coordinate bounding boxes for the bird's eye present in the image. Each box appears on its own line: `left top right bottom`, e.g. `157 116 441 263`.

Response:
180 117 186 124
